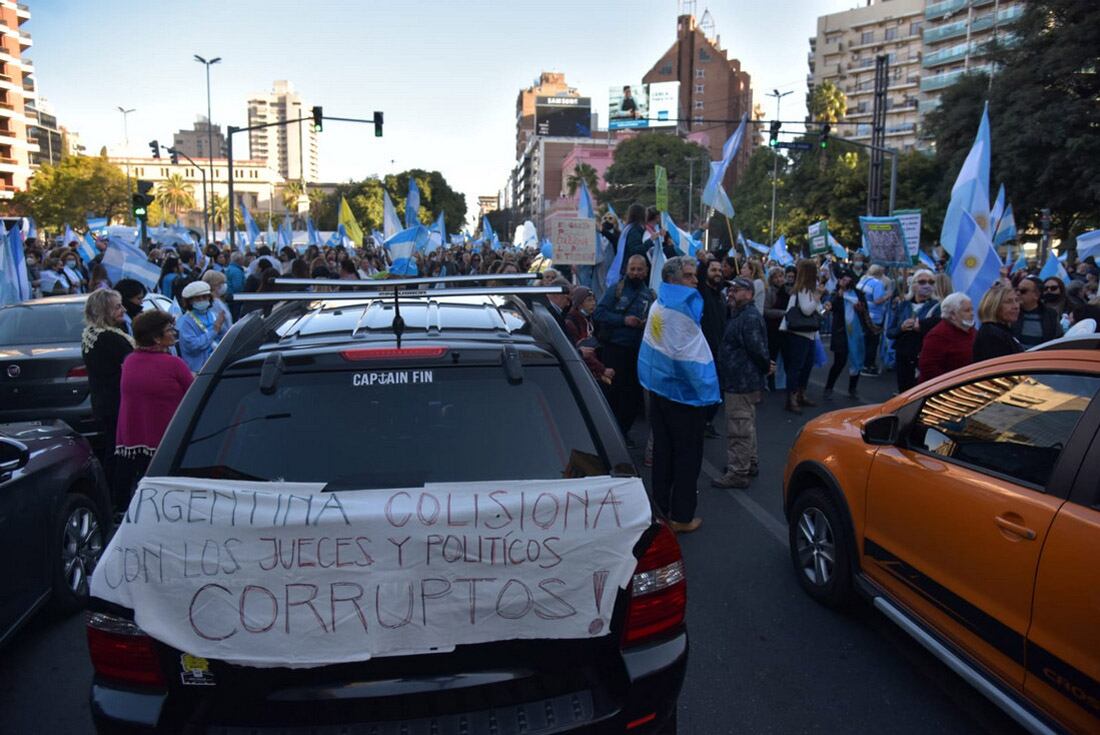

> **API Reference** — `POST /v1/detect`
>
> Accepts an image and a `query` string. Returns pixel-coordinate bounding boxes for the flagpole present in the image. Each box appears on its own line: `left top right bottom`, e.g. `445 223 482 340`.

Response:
724 216 736 256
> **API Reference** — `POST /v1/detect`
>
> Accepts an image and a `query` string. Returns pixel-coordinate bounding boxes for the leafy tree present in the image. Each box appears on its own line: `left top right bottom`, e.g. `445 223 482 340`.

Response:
13 154 129 231
808 80 847 124
155 173 196 221
318 169 467 236
280 180 305 212
600 133 710 225
924 0 1100 241
565 162 599 197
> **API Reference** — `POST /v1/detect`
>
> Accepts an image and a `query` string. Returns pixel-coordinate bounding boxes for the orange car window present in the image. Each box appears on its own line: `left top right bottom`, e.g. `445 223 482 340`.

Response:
911 372 1100 488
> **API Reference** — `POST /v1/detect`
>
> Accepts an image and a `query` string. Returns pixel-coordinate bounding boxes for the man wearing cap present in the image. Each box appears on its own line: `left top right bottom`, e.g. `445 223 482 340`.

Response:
177 280 227 372
713 278 772 489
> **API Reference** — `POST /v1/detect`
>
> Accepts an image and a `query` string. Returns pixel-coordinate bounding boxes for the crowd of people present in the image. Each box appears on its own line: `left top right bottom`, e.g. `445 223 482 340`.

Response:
20 211 1099 524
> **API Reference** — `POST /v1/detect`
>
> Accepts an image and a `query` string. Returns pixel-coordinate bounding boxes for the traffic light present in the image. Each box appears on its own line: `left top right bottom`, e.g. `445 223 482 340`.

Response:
768 120 781 147
373 111 384 138
149 140 160 158
311 106 323 133
132 180 154 221
820 124 831 148
168 147 180 165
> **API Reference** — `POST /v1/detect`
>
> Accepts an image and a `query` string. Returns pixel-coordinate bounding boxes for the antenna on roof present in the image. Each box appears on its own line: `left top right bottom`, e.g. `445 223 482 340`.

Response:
679 0 697 16
700 8 715 39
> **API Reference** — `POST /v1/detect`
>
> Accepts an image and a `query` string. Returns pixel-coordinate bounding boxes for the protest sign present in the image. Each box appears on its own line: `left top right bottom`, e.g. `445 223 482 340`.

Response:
549 218 598 265
807 220 829 255
859 216 910 267
654 165 668 213
893 209 922 258
90 476 651 668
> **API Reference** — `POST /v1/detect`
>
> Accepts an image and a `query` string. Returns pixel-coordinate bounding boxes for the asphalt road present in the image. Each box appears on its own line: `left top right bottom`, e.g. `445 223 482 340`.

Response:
0 369 1023 734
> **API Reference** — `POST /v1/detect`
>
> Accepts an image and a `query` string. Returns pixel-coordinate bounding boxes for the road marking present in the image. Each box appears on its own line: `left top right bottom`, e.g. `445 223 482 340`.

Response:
699 458 788 547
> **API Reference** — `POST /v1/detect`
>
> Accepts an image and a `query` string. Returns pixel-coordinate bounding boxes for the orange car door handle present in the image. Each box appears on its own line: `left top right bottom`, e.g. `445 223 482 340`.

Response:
995 515 1037 540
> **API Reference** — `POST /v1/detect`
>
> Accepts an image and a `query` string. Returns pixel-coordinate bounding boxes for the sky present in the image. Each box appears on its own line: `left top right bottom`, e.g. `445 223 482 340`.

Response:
28 0 862 227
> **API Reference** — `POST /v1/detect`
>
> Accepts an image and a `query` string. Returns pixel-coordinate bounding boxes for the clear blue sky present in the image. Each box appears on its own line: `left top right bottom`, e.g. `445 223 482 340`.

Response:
29 0 859 226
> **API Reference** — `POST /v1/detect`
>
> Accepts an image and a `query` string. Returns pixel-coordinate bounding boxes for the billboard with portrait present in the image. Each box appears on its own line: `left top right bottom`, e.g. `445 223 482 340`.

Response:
536 96 592 138
608 82 679 130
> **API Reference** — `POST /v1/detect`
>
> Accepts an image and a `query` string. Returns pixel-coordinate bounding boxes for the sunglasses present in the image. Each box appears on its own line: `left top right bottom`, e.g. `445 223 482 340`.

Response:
915 279 934 285
1044 285 1062 292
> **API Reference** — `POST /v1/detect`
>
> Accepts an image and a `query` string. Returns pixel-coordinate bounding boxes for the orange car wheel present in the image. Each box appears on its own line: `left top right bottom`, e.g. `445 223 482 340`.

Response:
789 487 853 608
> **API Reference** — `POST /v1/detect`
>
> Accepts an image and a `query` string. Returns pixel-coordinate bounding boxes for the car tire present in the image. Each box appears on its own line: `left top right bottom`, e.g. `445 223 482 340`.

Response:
48 492 107 615
788 487 853 608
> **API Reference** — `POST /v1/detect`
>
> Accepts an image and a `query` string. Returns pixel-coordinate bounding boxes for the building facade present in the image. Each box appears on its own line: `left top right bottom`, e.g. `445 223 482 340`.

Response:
515 72 579 160
172 117 227 161
246 80 319 184
0 0 36 198
919 0 1024 114
643 13 755 186
808 0 925 152
512 135 619 232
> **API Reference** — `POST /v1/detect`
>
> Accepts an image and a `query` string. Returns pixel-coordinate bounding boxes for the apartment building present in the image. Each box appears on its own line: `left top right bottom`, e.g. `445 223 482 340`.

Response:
0 0 34 198
246 80 319 184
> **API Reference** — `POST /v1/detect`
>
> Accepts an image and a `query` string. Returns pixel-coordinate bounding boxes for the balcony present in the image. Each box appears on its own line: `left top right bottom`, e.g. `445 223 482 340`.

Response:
925 0 966 19
923 41 978 68
920 64 992 92
16 3 29 21
924 20 969 44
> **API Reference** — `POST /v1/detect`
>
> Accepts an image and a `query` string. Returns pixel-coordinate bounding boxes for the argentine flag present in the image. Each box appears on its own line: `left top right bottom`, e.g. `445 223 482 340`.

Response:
78 233 99 264
919 249 937 271
386 225 429 277
1076 229 1100 262
637 283 720 407
769 235 794 267
102 235 159 291
425 211 445 253
744 236 770 255
1039 251 1069 285
828 233 847 260
1009 251 1027 275
661 211 700 256
700 113 747 219
383 191 401 240
948 211 1001 306
405 179 421 228
940 104 991 256
240 201 261 250
577 180 595 219
993 204 1016 246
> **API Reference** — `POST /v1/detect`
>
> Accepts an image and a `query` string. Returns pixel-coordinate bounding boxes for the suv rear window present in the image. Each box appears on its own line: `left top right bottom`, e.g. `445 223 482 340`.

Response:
175 365 608 487
0 303 85 345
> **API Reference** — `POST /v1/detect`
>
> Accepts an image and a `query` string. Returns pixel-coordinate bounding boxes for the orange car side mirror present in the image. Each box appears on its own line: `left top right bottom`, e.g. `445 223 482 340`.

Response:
861 415 899 446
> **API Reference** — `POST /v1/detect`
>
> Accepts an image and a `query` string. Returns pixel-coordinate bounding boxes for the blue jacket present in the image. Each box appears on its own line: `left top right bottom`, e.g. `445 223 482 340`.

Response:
593 278 655 349
225 263 246 295
718 302 769 394
178 309 226 372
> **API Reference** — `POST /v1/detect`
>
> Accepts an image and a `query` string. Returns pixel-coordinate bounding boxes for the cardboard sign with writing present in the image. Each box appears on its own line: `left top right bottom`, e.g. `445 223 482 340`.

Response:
550 218 599 265
808 220 829 255
859 216 910 267
893 209 922 257
90 476 651 668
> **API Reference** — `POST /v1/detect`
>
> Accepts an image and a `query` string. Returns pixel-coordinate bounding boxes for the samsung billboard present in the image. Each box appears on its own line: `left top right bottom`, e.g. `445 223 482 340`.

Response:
536 96 592 138
608 82 679 130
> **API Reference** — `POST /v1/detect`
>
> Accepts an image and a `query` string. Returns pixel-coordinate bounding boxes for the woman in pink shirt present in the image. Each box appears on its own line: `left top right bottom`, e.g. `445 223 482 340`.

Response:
114 310 194 509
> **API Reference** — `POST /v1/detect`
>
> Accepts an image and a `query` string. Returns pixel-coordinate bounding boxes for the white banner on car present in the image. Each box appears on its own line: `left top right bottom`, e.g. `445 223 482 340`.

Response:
90 476 652 668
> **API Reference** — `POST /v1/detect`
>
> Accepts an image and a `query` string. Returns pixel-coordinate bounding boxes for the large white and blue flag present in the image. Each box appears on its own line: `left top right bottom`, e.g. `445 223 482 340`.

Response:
828 233 848 260
1076 229 1100 262
1009 251 1027 275
383 191 401 240
993 204 1016 246
86 216 109 235
637 283 720 407
948 211 1001 305
700 113 747 218
386 225 429 277
425 211 445 253
405 179 421 229
843 290 865 376
102 235 160 291
306 216 320 247
744 236 770 255
661 211 700 257
481 215 495 242
24 217 36 241
577 180 595 219
919 249 938 271
940 103 992 256
990 184 1005 234
77 232 98 263
240 201 261 250
769 235 794 267
63 223 77 247
1039 250 1069 285
1 224 31 305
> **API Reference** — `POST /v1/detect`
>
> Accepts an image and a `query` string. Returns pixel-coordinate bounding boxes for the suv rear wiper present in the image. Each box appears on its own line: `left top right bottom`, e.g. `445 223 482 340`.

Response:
187 413 292 445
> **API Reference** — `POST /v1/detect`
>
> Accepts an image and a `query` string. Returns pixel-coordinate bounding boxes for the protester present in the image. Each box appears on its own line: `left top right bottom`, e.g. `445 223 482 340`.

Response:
617 205 649 277
698 258 727 438
89 263 111 291
859 264 891 376
779 259 827 414
713 278 770 489
113 278 147 335
201 269 234 338
115 310 194 506
762 267 788 390
974 284 1023 361
225 252 247 295
564 286 614 385
1042 277 1069 319
638 256 719 533
739 259 766 311
1012 275 1062 348
40 255 76 295
823 268 867 400
81 289 134 509
178 280 227 372
888 269 940 392
918 292 975 383
593 254 654 442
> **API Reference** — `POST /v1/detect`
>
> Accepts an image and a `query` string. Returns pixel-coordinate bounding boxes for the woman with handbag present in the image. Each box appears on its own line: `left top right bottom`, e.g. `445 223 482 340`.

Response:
779 259 829 414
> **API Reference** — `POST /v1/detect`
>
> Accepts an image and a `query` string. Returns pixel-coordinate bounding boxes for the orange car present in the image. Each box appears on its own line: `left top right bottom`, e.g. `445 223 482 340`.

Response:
784 349 1100 735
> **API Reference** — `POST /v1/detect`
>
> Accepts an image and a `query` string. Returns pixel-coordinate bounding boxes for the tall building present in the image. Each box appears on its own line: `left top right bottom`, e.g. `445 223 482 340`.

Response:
172 117 227 160
514 72 580 159
246 80 319 184
808 0 925 152
919 0 1025 114
0 0 36 199
643 12 755 185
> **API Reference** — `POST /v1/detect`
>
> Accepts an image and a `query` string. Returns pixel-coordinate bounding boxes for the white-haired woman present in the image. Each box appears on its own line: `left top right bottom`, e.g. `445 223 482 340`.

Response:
918 292 975 384
888 268 940 392
81 289 134 509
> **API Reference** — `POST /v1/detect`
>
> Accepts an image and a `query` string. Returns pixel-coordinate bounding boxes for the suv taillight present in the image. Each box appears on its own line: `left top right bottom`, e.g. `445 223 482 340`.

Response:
622 523 686 646
66 364 88 379
86 612 166 687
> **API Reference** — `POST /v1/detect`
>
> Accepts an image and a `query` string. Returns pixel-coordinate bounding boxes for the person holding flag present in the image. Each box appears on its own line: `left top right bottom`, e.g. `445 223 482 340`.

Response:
822 269 867 400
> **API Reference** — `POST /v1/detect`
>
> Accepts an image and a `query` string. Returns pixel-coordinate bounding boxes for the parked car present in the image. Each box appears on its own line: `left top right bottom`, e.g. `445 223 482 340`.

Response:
784 349 1100 734
87 277 687 734
0 420 111 647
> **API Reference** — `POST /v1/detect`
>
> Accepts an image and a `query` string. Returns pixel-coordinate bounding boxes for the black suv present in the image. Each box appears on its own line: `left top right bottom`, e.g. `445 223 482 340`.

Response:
87 277 687 733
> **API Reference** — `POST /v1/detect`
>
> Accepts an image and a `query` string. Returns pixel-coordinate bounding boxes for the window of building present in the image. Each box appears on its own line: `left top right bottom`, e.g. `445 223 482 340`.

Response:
860 30 874 44
136 167 144 176
698 50 711 62
857 101 869 113
885 27 897 41
160 168 168 177
695 83 704 94
909 21 923 36
694 99 705 110
695 68 705 79
693 115 704 123
659 63 673 75
910 373 1100 488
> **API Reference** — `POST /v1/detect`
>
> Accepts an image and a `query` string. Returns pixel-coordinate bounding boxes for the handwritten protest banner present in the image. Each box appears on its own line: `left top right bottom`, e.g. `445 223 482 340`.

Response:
859 216 910 267
549 218 598 265
90 476 651 668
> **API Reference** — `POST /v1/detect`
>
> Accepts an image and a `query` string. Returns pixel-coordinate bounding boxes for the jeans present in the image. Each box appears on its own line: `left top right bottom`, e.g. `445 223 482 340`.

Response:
781 333 815 392
650 393 707 523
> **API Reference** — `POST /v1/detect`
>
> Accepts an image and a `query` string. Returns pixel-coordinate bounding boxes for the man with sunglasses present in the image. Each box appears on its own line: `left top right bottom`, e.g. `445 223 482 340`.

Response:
1012 275 1063 348
888 269 939 393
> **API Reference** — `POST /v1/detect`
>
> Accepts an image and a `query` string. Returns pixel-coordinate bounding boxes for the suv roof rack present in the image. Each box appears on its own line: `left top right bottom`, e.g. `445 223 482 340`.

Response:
273 273 541 290
232 285 566 303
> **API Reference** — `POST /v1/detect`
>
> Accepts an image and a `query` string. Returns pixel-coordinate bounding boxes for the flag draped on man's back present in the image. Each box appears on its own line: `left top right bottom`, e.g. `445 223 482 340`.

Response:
637 282 720 407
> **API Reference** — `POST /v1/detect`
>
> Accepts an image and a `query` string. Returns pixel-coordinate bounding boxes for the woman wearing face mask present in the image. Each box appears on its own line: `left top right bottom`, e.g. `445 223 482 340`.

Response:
62 250 87 294
24 251 41 296
1042 278 1069 319
40 256 75 295
177 280 227 372
113 279 147 335
115 310 194 505
201 270 234 340
918 292 975 384
888 269 940 392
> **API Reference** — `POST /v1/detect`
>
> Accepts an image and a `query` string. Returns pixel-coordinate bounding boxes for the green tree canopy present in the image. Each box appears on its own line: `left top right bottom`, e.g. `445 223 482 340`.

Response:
317 169 467 237
600 133 710 225
808 80 847 125
14 154 130 232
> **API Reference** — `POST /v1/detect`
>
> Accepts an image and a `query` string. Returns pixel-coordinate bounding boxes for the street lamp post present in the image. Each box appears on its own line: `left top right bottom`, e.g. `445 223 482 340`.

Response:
194 55 221 244
116 106 135 198
766 89 792 242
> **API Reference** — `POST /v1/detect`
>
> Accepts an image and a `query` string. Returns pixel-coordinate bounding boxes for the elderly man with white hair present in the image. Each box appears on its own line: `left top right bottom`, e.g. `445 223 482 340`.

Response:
917 291 976 383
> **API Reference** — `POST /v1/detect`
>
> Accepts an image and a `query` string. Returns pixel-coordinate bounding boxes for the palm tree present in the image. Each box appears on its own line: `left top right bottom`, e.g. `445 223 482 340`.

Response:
280 180 305 212
565 162 599 197
155 173 196 220
210 192 243 231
